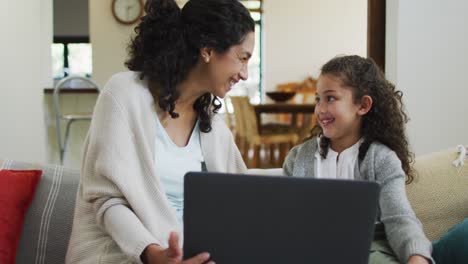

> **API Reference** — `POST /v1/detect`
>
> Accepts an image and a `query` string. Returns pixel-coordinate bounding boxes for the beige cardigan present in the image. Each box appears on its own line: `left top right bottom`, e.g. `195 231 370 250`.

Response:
65 72 247 264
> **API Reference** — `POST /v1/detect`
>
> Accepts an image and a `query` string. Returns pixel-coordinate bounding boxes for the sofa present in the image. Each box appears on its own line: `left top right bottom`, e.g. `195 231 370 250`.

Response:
1 147 467 264
0 159 79 264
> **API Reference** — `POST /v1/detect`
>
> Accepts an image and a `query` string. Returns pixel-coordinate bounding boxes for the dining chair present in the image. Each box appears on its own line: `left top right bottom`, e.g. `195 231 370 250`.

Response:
230 96 298 168
222 97 236 132
276 77 317 139
228 96 293 162
53 75 101 164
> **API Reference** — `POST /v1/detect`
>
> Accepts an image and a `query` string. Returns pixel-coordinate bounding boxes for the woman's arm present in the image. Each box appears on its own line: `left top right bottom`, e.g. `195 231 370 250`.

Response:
104 204 162 261
81 90 160 262
202 116 247 173
141 232 213 264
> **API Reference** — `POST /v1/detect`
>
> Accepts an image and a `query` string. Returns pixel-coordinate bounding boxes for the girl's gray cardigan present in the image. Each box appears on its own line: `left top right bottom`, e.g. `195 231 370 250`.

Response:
283 138 433 263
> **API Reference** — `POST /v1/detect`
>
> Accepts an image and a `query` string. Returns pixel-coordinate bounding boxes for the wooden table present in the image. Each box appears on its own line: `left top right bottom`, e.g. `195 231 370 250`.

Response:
253 103 316 133
253 103 315 114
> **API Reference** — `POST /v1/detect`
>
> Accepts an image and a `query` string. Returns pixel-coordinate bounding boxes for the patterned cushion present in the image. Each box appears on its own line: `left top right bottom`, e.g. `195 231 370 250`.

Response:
1 159 80 264
406 149 468 241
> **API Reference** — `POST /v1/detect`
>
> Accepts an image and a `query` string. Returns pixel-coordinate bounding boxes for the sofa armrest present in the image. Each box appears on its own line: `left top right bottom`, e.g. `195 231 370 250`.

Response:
2 159 80 264
407 148 468 241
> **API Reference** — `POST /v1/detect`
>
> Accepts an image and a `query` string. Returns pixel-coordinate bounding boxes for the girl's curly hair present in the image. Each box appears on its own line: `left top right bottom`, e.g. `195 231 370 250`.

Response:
315 55 415 184
125 0 254 133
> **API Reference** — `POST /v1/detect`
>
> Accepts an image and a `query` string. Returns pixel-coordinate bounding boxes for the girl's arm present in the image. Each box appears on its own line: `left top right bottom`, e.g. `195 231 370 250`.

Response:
283 143 303 176
375 150 434 263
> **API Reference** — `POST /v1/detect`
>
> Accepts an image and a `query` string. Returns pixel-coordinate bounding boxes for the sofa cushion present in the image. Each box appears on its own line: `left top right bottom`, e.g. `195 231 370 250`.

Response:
1 159 80 264
0 169 42 264
407 148 468 241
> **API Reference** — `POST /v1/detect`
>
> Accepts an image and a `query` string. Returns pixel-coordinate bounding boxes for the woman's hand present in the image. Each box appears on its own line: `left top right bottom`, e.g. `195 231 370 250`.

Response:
407 255 430 264
141 232 214 264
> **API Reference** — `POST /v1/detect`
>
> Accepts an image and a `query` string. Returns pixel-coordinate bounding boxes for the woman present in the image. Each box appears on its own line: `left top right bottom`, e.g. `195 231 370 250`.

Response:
65 0 255 263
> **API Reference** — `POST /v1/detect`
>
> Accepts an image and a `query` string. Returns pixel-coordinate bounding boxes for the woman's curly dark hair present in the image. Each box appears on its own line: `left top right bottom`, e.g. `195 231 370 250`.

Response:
126 0 254 132
315 55 415 184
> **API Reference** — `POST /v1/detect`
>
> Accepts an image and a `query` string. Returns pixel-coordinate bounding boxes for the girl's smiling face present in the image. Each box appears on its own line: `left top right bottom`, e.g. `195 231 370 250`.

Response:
315 74 371 152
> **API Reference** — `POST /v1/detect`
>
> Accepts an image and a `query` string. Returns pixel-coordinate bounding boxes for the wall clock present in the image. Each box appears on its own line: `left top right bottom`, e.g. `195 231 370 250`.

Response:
112 0 144 25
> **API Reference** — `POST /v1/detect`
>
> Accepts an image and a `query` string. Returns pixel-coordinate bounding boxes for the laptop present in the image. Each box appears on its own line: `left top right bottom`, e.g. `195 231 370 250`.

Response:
183 172 380 264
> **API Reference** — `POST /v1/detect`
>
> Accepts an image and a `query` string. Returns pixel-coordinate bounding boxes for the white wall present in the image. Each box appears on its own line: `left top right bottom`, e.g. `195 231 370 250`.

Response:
386 0 468 155
0 0 52 163
262 0 367 91
90 0 137 86
89 0 367 89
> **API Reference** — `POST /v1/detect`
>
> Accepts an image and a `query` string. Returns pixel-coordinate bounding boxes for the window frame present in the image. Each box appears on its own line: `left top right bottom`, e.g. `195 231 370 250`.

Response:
242 0 264 102
53 36 90 78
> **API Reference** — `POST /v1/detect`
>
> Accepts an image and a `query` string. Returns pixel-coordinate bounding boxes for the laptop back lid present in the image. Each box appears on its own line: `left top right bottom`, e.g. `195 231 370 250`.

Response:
184 172 379 264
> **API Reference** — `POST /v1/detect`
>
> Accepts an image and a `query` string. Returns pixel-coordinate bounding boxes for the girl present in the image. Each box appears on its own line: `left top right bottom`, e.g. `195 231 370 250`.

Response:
65 0 254 263
283 55 433 264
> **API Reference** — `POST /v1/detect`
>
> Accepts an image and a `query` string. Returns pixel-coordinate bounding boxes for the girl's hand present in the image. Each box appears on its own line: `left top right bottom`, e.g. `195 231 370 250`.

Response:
407 255 430 264
142 232 214 264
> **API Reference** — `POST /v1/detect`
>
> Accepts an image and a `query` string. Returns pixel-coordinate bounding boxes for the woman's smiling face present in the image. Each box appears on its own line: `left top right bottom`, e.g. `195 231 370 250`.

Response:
204 31 255 98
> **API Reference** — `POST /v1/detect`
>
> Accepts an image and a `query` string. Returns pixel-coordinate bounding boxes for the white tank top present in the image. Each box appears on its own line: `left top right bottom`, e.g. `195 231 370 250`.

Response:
154 117 204 226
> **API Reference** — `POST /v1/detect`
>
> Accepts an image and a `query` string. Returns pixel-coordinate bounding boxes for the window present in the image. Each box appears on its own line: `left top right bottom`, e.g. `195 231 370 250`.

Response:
52 36 92 79
230 0 263 104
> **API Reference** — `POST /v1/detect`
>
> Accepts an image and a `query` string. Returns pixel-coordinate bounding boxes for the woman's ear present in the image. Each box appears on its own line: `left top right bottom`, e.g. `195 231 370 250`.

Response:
357 95 373 116
200 47 214 63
